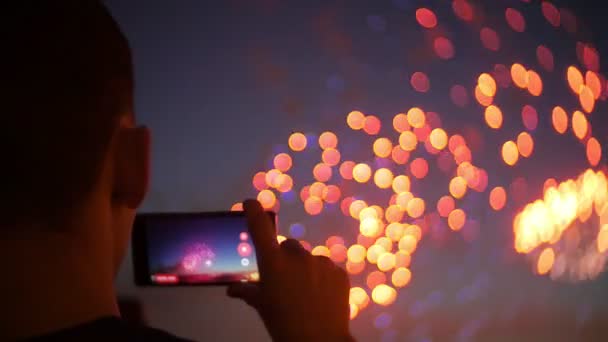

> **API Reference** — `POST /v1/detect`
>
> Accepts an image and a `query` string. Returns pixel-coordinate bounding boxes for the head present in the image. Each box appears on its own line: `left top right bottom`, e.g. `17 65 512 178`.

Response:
1 1 148 275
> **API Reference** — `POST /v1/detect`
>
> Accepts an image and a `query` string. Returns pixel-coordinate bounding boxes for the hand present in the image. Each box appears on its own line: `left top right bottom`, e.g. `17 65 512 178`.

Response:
228 199 353 342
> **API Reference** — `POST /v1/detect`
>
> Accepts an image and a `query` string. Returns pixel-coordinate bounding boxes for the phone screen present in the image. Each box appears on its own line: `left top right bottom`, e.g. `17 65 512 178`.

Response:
133 212 272 286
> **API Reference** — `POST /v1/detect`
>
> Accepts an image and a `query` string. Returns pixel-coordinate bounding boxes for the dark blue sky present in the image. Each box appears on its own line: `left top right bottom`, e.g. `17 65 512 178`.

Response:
107 0 608 340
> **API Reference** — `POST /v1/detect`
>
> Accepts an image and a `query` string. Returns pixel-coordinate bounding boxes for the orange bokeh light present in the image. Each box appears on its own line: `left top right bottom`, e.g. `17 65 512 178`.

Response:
579 86 595 113
349 200 368 219
304 196 323 216
231 202 243 211
551 106 568 134
585 71 602 99
257 189 277 209
339 161 355 180
453 145 472 165
363 115 382 135
416 8 437 29
434 36 455 60
253 171 268 191
311 245 330 257
511 63 528 89
505 8 526 33
395 250 411 268
322 148 341 166
377 252 397 272
449 176 468 199
392 113 410 133
399 235 418 254
586 137 602 167
572 110 588 140
411 71 430 93
347 111 365 130
329 244 347 263
484 105 503 129
429 128 448 150
537 247 555 275
501 140 519 166
392 175 411 194
313 163 332 182
346 260 366 275
265 169 282 188
273 153 293 172
276 174 294 193
367 271 387 290
392 267 412 288
319 131 338 150
373 138 393 158
406 197 425 219
489 186 507 211
288 132 308 152
323 185 342 204
517 132 534 158
353 163 372 183
474 85 494 107
437 195 456 217
410 158 429 179
478 73 497 97
448 208 466 231
526 70 543 96
567 66 584 94
347 244 367 263
391 145 410 165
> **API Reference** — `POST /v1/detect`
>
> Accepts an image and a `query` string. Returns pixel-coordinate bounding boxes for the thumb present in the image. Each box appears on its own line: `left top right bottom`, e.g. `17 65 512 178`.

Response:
227 282 261 309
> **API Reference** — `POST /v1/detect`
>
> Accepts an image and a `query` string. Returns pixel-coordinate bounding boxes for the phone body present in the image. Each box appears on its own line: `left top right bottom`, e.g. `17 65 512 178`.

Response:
132 211 275 286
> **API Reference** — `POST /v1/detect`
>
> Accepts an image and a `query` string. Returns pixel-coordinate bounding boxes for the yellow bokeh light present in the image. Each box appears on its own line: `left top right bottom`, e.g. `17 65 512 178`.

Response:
359 206 378 220
349 200 368 219
353 163 372 183
375 237 393 252
398 235 418 254
429 128 448 150
360 217 382 238
276 174 294 193
448 208 466 231
374 168 394 189
288 132 308 152
373 137 393 158
347 244 367 263
406 197 425 218
407 107 426 128
366 244 386 264
385 222 405 242
349 287 370 310
257 189 277 209
399 131 418 151
489 186 507 211
478 73 497 97
449 176 468 199
392 267 412 288
377 253 397 272
572 110 588 140
567 65 584 94
511 63 528 88
537 247 555 275
304 196 323 216
371 284 397 306
392 175 411 194
277 235 287 244
265 169 282 188
551 106 568 134
586 137 602 167
349 303 359 320
526 70 543 96
517 132 534 158
597 226 608 253
396 192 414 210
484 105 503 129
579 85 595 113
393 113 410 133
501 140 519 166
319 131 338 150
347 111 365 130
322 148 341 166
404 225 422 242
309 182 326 198
311 245 330 257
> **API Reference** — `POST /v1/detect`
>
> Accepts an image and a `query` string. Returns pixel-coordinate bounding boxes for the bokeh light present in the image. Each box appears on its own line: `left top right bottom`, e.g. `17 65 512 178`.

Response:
347 111 365 130
501 141 519 166
489 186 507 211
288 132 307 152
353 163 372 183
484 105 503 129
415 8 437 29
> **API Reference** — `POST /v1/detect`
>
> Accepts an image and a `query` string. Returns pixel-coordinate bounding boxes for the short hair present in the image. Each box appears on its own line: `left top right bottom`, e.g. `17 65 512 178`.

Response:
1 0 133 227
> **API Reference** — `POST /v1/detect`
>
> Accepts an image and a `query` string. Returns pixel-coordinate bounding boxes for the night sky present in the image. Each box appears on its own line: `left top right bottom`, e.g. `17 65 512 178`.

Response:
107 0 608 340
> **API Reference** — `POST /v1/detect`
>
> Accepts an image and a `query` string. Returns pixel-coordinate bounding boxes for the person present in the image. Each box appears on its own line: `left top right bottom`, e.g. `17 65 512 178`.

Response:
0 1 353 341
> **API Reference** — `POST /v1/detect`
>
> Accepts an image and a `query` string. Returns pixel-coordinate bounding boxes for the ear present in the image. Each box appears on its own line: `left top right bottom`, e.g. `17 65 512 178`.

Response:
112 126 150 209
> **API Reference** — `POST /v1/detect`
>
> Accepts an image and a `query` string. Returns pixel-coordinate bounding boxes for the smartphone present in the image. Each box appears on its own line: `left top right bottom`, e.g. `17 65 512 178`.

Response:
132 211 275 286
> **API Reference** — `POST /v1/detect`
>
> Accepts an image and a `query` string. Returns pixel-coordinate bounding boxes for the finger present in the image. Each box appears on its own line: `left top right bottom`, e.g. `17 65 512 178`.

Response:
227 282 260 309
279 238 309 256
243 199 279 274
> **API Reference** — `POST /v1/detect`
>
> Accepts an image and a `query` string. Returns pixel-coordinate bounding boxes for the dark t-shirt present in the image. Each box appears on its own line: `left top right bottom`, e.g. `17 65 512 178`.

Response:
23 317 193 342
